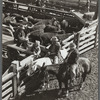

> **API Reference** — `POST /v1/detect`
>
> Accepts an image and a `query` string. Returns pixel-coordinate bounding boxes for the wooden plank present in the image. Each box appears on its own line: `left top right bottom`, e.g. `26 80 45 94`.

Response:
2 93 13 100
2 73 15 84
79 41 95 51
2 80 12 91
3 0 77 20
79 45 94 54
2 87 13 97
79 36 95 46
80 31 96 40
62 41 73 49
7 43 46 54
2 34 14 41
96 42 98 46
17 55 34 72
79 25 97 35
62 35 74 44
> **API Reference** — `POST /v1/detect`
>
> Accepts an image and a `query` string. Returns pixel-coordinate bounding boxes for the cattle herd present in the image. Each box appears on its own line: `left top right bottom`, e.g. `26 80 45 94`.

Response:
2 1 98 99
2 11 84 47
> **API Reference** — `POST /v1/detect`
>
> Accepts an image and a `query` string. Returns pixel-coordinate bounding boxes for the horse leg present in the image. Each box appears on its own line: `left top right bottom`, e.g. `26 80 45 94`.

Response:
46 74 50 89
58 81 63 96
82 72 86 82
64 81 69 97
80 73 86 90
42 71 50 89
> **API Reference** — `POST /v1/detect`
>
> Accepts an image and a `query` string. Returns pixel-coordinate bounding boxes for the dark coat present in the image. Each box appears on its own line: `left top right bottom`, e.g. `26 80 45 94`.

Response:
66 48 79 64
48 42 61 56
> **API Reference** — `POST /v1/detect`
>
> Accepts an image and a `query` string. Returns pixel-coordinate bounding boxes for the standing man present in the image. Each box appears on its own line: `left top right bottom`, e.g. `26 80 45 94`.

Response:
47 36 61 64
14 24 28 49
31 40 41 58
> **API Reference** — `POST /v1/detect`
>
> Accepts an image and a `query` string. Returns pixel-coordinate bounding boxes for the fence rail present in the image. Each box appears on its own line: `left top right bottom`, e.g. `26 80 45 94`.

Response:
2 1 98 100
2 0 84 21
2 19 98 99
2 73 15 100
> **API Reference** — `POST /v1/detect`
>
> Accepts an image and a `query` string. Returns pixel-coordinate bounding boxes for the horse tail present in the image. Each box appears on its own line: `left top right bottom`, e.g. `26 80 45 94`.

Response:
87 63 92 74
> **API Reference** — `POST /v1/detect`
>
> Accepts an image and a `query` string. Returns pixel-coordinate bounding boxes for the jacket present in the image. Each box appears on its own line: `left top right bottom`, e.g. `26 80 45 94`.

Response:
66 48 79 64
49 42 61 56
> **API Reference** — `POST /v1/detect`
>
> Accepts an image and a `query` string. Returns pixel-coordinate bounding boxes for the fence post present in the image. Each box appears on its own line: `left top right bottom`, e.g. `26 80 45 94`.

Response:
78 0 81 9
94 25 98 47
9 61 19 100
74 32 80 51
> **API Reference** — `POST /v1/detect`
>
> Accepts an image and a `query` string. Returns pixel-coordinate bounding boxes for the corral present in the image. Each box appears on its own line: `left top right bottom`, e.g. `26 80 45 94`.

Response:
2 0 98 100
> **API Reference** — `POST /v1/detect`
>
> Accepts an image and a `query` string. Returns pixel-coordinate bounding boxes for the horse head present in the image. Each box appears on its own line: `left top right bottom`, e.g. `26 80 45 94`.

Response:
27 62 37 76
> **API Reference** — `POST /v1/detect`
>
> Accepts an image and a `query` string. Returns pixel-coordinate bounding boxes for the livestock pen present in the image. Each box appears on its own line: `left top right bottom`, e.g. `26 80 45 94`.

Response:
2 1 98 100
2 18 98 100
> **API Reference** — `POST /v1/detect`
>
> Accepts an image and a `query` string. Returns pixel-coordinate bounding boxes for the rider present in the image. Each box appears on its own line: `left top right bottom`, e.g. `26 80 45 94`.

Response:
65 42 79 81
47 36 61 64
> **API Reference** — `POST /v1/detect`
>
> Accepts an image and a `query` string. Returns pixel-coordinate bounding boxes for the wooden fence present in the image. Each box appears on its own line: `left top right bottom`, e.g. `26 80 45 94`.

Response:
2 18 98 100
2 1 98 100
62 19 98 54
2 63 17 100
2 0 85 21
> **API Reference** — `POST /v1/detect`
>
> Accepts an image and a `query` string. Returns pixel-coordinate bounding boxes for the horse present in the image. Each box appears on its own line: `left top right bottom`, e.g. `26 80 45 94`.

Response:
17 63 48 96
45 57 91 97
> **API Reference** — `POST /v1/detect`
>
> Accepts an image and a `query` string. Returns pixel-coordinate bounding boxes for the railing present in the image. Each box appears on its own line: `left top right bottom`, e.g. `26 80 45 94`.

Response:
62 19 98 54
2 63 17 100
2 17 98 99
2 1 98 100
45 0 96 9
2 55 35 100
2 0 79 20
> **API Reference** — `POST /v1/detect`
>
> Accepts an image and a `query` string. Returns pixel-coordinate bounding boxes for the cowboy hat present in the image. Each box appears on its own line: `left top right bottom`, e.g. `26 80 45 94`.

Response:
51 36 59 42
69 42 76 48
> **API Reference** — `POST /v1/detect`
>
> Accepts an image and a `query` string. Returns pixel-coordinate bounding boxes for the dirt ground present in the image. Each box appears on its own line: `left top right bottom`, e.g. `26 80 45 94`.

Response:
17 47 98 100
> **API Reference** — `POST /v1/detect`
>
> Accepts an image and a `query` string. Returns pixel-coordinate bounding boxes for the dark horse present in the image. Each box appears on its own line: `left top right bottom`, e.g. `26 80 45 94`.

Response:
17 63 48 96
46 57 91 96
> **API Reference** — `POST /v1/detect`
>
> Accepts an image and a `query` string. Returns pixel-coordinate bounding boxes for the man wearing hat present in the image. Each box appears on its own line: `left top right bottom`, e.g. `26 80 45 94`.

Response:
15 24 28 49
47 36 61 64
65 42 79 82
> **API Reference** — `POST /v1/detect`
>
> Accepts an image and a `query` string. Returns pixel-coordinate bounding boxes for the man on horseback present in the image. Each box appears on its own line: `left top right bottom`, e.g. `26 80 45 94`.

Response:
46 36 62 64
65 42 79 82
